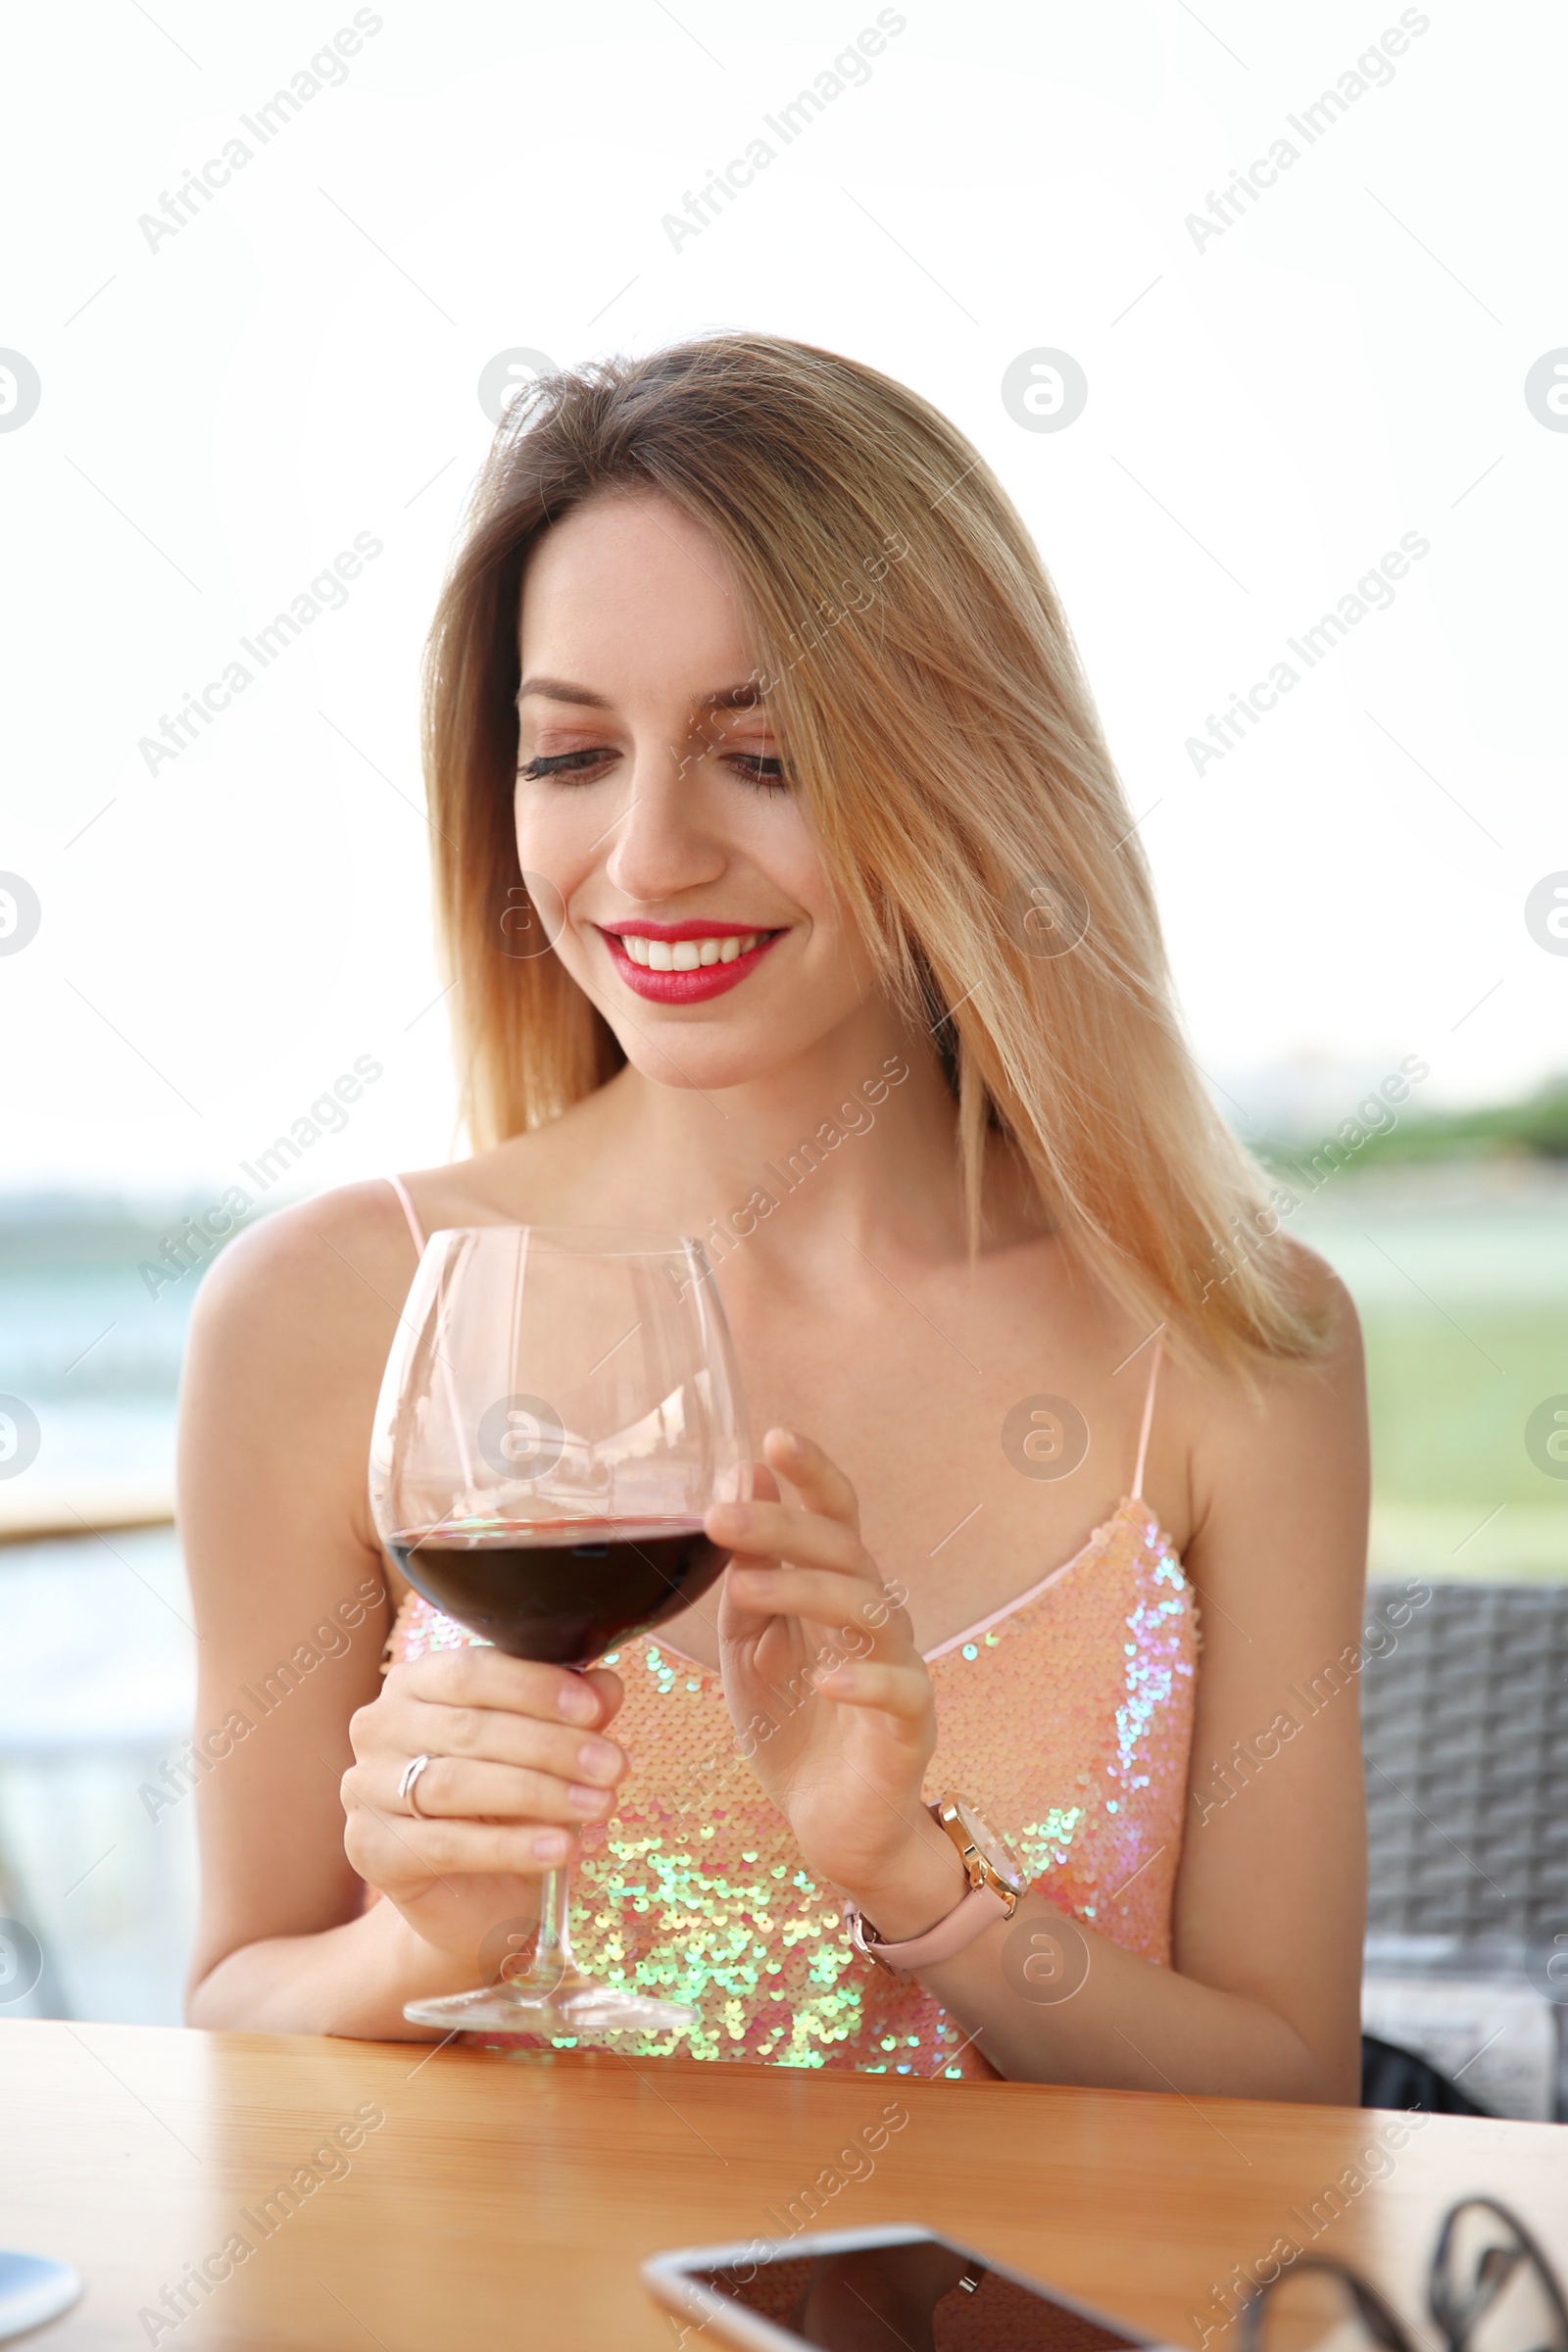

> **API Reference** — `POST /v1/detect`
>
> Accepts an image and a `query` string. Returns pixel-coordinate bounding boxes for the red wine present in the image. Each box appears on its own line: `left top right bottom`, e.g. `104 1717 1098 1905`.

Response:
387 1517 726 1666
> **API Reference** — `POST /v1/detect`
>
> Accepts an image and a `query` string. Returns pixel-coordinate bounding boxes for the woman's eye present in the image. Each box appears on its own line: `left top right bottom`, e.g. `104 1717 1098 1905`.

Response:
517 749 613 782
726 752 787 789
517 745 786 789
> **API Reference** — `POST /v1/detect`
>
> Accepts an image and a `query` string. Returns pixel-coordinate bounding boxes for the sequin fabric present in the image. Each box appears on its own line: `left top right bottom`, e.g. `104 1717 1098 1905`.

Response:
384 1494 1198 2077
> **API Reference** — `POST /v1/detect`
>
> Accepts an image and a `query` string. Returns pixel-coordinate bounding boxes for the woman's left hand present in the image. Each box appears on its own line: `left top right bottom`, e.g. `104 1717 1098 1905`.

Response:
707 1431 962 1936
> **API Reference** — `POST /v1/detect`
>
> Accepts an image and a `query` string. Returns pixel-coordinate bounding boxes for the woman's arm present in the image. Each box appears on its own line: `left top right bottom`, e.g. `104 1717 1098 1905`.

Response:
178 1184 627 2037
713 1253 1369 2102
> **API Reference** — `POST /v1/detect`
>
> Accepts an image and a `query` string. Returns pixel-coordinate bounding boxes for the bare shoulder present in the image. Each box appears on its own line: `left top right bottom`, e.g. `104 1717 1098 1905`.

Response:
183 1121 589 1410
187 1176 419 1360
1286 1232 1364 1380
1168 1231 1363 1431
1171 1230 1369 1564
1250 1230 1365 1413
179 1181 424 1539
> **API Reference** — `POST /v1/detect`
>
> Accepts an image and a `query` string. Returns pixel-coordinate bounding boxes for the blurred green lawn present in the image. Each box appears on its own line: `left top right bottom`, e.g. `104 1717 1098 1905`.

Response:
1286 1164 1568 1582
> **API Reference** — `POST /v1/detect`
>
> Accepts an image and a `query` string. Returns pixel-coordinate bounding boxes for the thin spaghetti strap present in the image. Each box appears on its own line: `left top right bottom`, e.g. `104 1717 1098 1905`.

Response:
1131 1338 1163 1499
385 1173 426 1255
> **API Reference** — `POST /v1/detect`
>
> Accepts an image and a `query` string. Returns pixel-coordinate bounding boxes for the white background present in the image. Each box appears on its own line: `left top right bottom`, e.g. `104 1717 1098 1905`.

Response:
4 0 1565 1193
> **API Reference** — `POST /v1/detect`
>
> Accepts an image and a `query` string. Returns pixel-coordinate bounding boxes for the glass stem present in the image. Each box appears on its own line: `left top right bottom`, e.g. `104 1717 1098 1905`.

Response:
532 1865 577 1987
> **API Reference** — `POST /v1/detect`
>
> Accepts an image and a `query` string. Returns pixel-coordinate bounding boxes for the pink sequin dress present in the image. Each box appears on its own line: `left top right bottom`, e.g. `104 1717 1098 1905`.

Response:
380 1177 1200 2077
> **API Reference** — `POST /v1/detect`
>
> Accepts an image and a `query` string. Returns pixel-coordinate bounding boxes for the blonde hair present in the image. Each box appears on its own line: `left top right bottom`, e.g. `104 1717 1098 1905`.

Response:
423 333 1322 1370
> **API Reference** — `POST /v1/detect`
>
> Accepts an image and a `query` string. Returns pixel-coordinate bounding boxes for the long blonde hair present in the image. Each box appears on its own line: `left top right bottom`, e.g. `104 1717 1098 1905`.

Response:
423 332 1322 1370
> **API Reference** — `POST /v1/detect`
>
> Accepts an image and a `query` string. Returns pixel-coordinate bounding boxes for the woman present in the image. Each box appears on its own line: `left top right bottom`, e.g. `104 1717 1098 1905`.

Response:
181 333 1368 2095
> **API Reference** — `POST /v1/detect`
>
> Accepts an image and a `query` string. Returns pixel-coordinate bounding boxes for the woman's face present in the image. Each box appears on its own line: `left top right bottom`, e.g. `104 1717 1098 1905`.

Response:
514 489 883 1095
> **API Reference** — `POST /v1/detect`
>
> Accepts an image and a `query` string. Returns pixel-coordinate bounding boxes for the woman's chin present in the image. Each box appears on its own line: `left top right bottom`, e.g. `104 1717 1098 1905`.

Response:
612 1019 812 1095
590 987 860 1093
563 956 882 1096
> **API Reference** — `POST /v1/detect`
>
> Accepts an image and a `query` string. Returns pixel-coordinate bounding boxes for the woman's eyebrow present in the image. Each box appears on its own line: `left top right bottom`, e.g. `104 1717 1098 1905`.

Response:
516 675 613 708
515 677 769 714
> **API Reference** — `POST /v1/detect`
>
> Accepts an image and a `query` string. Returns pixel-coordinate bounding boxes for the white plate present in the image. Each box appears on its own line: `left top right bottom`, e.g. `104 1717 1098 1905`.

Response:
0 2251 82 2341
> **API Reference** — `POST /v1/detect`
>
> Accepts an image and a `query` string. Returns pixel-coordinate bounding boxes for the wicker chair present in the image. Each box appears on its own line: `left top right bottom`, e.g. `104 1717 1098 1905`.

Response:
1359 1581 1568 2119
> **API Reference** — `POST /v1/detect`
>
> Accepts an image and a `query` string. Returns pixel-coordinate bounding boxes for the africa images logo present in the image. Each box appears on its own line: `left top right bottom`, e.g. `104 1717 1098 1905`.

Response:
0 350 41 432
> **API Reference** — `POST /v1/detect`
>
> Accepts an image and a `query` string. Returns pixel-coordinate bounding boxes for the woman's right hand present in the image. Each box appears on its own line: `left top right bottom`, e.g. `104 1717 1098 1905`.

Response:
341 1647 628 1970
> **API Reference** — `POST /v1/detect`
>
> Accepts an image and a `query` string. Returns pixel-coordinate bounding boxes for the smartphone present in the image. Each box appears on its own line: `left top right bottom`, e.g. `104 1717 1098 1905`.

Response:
642 2222 1173 2351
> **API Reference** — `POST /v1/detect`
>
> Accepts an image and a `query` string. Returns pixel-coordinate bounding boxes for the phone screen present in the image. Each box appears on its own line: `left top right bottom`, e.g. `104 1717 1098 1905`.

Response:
694 2234 1146 2351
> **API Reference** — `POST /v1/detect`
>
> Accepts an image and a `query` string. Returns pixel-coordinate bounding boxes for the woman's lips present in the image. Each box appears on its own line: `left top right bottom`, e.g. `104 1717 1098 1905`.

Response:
598 925 784 1004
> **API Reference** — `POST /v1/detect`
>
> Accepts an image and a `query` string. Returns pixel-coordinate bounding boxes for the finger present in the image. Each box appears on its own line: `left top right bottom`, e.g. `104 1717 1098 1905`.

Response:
724 1562 906 1644
400 1698 628 1788
709 1481 791 1647
380 1753 621 1827
708 1499 871 1581
811 1658 934 1729
761 1428 860 1532
343 1806 579 1884
579 1665 624 1718
386 1652 623 1732
714 1552 782 1647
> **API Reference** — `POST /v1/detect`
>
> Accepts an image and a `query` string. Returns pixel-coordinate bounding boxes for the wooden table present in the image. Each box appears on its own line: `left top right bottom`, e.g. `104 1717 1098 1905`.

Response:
2 2021 1561 2348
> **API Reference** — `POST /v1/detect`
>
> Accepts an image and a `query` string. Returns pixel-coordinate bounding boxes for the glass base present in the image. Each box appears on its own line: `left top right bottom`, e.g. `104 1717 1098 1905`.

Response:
405 1966 694 2037
411 1868 695 2037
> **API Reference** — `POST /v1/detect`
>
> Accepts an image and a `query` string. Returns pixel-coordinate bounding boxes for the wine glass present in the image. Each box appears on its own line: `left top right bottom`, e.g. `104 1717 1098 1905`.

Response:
368 1225 752 2036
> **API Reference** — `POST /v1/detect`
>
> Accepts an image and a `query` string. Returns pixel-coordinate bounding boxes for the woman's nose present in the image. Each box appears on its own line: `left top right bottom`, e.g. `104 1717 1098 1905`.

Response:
603 744 725 903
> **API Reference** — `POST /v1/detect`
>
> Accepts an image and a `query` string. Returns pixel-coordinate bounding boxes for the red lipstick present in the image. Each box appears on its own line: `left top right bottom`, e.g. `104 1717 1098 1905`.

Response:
597 920 785 1004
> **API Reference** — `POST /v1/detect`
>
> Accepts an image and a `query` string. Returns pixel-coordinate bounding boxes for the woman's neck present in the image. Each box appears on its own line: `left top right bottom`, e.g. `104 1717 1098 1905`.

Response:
563 1003 974 1263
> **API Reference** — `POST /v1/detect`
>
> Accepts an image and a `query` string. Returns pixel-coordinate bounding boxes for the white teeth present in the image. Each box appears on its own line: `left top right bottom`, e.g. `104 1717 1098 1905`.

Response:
613 929 770 971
